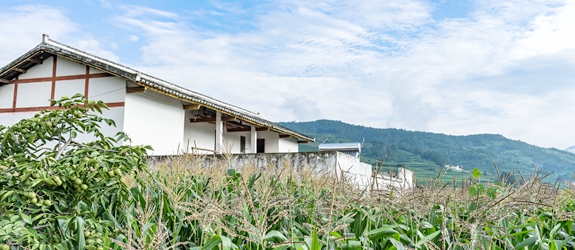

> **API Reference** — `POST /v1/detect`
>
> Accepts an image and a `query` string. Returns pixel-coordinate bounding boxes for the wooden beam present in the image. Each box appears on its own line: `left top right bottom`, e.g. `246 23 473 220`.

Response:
0 78 11 84
13 68 26 73
13 73 113 84
126 86 146 93
0 102 125 113
226 128 249 132
226 127 268 132
190 117 215 123
183 104 201 110
27 58 43 64
190 117 236 123
279 134 291 138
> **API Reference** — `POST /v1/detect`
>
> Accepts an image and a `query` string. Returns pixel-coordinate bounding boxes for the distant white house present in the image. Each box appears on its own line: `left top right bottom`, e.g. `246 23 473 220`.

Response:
445 165 463 171
317 142 414 189
319 142 362 157
0 35 314 155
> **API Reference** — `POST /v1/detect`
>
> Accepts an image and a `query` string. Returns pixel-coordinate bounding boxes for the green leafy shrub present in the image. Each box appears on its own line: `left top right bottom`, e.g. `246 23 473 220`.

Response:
0 94 150 249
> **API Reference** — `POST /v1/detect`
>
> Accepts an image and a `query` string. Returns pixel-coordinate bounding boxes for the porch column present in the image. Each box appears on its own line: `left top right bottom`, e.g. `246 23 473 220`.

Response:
250 125 257 153
215 111 223 153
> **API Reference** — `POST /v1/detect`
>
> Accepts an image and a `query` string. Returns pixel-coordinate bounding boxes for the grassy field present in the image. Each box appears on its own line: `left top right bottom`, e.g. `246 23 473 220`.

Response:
2 154 575 249
3 96 574 249
120 156 575 249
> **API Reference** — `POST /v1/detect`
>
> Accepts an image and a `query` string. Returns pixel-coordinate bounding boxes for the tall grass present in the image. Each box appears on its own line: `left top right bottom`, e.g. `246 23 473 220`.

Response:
104 154 575 249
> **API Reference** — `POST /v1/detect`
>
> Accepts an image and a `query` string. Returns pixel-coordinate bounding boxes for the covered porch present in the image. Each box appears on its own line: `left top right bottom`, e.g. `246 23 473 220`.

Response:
182 104 304 154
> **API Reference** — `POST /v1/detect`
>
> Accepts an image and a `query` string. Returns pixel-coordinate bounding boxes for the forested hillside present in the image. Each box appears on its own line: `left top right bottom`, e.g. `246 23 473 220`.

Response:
279 120 575 182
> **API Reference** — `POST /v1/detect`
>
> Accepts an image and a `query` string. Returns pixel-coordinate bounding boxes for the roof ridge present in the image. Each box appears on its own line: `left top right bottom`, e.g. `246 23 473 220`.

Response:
43 35 260 117
0 34 314 142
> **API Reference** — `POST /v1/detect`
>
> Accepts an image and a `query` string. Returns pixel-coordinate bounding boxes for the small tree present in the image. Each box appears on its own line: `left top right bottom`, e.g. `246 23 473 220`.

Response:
0 94 151 249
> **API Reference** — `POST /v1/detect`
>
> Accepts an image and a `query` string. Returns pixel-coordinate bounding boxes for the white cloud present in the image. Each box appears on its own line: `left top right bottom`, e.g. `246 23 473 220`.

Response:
282 96 322 121
0 5 77 64
0 5 120 66
69 37 120 62
101 0 575 149
118 5 179 18
99 0 112 9
4 0 572 149
512 1 575 58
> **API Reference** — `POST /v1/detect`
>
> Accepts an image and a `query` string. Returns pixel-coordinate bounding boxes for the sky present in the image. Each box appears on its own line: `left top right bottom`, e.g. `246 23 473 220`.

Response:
1 0 574 149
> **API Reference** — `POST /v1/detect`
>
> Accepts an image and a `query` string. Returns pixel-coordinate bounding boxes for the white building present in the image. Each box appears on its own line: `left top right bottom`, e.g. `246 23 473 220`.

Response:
316 142 414 190
0 35 314 155
319 142 362 157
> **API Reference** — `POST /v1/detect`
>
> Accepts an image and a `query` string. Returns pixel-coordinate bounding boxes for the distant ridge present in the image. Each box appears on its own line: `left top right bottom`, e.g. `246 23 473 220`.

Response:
279 120 575 182
565 145 575 154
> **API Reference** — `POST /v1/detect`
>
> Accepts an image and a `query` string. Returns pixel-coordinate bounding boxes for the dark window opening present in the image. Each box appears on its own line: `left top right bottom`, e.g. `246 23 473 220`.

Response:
257 139 265 153
240 136 246 153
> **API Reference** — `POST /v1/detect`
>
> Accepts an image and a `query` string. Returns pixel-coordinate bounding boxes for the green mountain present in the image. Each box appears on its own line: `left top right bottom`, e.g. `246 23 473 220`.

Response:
279 120 575 183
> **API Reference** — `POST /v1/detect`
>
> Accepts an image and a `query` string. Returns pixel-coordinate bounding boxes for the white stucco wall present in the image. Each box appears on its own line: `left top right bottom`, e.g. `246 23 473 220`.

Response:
223 130 251 154
56 57 85 76
73 107 125 144
16 82 52 107
18 57 53 79
0 112 36 127
278 137 299 153
184 121 216 154
0 56 126 138
0 108 124 145
124 91 184 155
257 131 279 153
335 152 373 188
90 67 105 74
0 84 14 109
88 77 125 103
54 79 84 100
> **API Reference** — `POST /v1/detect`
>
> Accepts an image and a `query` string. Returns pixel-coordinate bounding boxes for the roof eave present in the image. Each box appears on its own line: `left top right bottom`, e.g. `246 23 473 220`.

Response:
0 38 316 142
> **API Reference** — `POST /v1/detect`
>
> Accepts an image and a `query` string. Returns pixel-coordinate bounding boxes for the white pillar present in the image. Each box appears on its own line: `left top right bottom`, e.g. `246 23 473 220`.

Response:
250 125 257 153
215 111 223 153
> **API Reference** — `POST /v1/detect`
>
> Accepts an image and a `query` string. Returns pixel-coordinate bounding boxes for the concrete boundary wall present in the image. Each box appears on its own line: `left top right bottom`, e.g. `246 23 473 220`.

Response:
148 152 415 191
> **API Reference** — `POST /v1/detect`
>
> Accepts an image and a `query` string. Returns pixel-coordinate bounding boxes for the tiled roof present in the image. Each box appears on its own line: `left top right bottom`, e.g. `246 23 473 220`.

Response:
0 35 314 142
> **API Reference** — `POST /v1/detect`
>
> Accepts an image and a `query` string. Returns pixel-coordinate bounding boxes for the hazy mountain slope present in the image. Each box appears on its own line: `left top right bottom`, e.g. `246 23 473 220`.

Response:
565 146 575 154
279 120 575 182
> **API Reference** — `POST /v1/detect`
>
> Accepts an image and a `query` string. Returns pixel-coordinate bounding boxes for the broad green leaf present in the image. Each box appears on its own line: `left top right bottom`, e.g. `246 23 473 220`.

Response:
220 235 234 250
342 240 362 250
389 238 407 250
515 236 538 249
311 227 321 250
549 223 561 238
471 168 482 179
20 213 32 225
201 235 222 250
295 243 308 250
487 187 498 199
550 240 563 250
265 230 288 243
468 185 478 196
366 225 399 241
468 201 477 211
415 231 440 248
75 217 86 250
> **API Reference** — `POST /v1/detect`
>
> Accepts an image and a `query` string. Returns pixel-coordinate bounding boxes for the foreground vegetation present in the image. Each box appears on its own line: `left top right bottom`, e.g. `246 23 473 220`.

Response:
1 96 575 249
